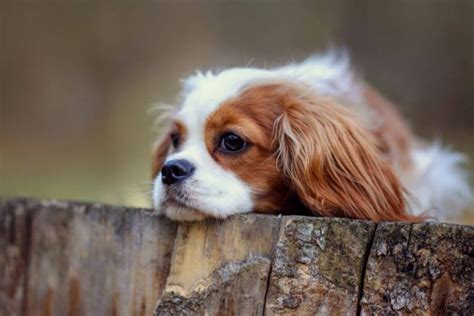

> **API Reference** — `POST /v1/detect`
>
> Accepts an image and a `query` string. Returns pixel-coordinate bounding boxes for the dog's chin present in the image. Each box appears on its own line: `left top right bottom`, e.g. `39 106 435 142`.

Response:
162 201 209 222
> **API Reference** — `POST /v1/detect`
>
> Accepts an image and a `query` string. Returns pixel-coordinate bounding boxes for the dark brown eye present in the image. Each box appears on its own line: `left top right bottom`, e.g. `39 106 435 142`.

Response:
219 133 247 153
170 132 180 148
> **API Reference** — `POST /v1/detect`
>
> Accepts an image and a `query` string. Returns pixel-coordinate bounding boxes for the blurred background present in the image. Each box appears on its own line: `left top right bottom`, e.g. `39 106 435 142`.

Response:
1 1 472 221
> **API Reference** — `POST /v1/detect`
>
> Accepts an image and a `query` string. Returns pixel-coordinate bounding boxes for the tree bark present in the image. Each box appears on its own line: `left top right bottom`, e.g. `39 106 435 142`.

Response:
360 222 474 315
265 216 375 315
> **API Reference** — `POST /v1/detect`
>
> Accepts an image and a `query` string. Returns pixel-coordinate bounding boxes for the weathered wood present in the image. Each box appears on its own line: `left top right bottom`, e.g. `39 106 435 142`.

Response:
155 214 281 315
264 216 376 315
1 198 473 316
0 198 33 316
360 222 474 315
1 198 177 316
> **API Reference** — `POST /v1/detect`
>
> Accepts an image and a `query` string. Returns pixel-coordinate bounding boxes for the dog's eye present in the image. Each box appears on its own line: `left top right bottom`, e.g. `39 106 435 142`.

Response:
219 133 247 153
170 132 180 148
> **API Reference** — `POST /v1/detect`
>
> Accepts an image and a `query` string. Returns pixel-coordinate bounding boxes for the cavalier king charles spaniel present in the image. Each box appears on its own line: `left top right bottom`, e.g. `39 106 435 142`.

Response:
151 52 471 222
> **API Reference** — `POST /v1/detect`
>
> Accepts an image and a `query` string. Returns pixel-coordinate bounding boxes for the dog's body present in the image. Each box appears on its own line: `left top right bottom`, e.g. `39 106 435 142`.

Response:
152 52 471 222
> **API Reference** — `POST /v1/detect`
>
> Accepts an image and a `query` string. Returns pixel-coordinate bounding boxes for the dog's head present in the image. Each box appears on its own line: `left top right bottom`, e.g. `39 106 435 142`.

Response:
152 55 418 222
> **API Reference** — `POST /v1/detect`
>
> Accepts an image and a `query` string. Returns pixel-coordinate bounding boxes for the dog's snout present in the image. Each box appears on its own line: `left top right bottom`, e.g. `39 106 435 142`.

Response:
161 159 195 185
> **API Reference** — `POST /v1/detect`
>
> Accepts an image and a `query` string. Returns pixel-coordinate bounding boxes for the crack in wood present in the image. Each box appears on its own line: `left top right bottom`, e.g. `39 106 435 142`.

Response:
406 223 413 252
356 222 377 316
261 216 283 316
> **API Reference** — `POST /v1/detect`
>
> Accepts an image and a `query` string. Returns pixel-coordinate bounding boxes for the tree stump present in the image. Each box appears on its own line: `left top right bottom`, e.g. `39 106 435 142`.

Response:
1 198 472 316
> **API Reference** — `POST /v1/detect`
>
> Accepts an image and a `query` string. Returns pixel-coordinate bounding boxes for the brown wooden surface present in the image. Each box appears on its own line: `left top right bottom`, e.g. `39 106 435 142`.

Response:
360 222 474 315
1 198 473 316
1 198 177 316
0 198 33 316
156 215 281 315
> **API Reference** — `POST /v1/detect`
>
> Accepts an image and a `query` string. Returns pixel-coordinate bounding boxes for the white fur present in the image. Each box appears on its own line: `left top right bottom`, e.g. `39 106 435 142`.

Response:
401 144 472 221
153 51 471 221
276 50 365 103
181 50 364 111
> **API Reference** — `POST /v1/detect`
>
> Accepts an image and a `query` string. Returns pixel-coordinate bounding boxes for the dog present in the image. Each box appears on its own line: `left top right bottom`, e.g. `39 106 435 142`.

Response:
151 52 471 222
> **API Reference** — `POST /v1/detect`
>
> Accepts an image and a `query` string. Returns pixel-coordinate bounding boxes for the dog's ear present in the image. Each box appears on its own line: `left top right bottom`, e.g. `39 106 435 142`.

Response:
151 133 171 179
363 83 413 169
273 90 420 222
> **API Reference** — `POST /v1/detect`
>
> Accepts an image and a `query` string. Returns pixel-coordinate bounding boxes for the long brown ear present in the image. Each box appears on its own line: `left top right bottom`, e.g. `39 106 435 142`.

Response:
273 88 420 222
151 134 171 179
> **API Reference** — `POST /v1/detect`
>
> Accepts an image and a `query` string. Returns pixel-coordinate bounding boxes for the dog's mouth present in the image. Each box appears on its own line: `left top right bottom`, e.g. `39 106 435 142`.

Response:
164 194 189 209
165 188 193 208
163 189 209 221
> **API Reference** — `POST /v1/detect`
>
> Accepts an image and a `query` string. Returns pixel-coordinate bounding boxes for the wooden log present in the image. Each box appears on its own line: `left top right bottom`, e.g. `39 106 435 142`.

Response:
264 216 376 315
360 222 474 315
155 214 281 315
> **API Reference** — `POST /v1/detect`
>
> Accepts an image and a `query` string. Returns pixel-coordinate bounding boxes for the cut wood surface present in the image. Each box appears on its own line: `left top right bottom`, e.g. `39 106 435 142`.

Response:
0 198 472 316
1 198 177 316
156 215 280 315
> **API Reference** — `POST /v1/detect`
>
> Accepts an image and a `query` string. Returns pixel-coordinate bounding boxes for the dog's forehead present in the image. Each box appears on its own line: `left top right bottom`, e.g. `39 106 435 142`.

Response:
175 68 275 131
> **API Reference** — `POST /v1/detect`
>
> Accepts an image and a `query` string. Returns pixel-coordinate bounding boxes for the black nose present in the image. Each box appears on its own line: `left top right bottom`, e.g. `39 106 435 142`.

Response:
161 159 195 185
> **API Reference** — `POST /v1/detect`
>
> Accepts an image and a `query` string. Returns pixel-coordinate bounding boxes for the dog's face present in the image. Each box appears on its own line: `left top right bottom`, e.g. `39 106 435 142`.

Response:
152 62 417 222
152 78 290 221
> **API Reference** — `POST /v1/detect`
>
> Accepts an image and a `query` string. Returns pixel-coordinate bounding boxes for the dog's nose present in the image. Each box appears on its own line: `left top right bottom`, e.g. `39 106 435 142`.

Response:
161 159 195 185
